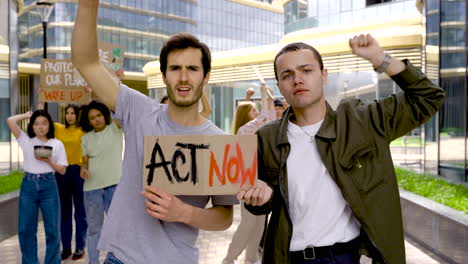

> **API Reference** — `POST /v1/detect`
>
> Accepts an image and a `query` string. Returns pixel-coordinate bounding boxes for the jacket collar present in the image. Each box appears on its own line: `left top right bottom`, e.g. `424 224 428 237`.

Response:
276 102 337 146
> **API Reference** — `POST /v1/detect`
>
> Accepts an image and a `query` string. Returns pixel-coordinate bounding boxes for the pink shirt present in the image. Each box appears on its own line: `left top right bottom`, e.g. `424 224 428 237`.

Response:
237 109 276 135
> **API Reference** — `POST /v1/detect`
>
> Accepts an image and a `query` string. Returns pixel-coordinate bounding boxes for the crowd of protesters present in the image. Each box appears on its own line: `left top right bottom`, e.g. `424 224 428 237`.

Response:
5 1 444 263
6 100 124 264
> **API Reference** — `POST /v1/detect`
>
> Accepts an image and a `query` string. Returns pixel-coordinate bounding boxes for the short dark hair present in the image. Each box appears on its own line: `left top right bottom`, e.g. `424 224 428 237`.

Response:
64 104 81 128
159 33 211 78
80 101 112 132
273 42 324 81
27 110 55 139
274 98 283 107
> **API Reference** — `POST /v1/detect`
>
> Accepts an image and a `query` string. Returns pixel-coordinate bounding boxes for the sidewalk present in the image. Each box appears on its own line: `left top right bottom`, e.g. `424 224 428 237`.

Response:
0 204 442 264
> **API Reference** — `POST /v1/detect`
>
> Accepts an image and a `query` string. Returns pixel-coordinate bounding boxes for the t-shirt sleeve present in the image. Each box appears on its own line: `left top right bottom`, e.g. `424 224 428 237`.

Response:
53 140 68 167
16 130 30 150
114 83 161 131
81 134 88 157
53 122 64 138
211 195 239 206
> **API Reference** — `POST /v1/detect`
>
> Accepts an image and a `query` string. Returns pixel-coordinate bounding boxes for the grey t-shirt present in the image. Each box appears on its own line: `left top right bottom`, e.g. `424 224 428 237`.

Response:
98 85 238 264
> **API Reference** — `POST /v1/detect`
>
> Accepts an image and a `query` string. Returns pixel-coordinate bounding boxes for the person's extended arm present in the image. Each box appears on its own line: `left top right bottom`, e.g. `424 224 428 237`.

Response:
260 83 274 111
200 93 212 119
72 0 118 110
349 34 445 141
142 186 233 231
349 34 405 77
7 112 32 139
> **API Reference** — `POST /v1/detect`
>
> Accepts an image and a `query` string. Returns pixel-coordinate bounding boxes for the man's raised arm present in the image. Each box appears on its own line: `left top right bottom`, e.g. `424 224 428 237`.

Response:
72 0 119 111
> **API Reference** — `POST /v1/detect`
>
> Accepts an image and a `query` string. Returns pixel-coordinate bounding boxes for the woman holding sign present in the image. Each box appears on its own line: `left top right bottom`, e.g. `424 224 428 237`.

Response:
80 101 123 264
53 104 88 260
223 84 276 264
7 110 67 264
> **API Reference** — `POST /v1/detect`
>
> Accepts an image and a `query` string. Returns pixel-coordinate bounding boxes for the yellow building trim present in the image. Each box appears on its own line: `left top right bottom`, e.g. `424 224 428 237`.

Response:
441 68 467 78
227 0 283 13
280 15 422 43
146 47 422 89
144 28 422 76
19 46 158 61
282 0 294 5
426 45 439 63
18 61 146 81
18 62 41 75
0 45 9 63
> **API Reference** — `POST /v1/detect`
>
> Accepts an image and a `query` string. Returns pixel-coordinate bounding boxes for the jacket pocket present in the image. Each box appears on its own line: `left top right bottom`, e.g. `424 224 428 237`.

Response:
338 144 384 193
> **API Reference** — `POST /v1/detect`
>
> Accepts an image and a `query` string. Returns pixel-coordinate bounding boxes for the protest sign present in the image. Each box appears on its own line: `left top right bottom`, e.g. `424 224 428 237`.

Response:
39 42 125 104
39 59 89 104
143 135 257 195
98 42 125 83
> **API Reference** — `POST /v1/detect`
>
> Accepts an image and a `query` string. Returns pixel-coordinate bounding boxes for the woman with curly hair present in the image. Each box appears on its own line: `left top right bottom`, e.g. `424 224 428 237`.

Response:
80 101 123 264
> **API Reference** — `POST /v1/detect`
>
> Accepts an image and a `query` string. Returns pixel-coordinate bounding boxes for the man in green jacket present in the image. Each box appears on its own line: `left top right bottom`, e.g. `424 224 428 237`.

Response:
237 34 445 264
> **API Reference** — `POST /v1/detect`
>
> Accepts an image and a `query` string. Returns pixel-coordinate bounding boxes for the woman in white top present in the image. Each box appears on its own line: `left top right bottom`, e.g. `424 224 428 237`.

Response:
7 110 68 264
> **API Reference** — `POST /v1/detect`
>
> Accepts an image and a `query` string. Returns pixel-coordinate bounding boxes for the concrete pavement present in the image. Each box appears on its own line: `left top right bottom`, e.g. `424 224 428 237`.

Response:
0 204 443 264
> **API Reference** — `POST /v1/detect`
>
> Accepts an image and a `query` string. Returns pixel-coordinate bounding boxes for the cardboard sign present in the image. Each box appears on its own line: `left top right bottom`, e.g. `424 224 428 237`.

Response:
143 135 257 195
39 59 90 104
39 42 125 104
98 42 125 83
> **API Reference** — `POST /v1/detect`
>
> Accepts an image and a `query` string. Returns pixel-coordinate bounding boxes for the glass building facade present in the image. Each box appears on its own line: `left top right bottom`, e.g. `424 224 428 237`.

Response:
1 0 20 174
18 0 283 72
284 0 419 33
426 0 468 184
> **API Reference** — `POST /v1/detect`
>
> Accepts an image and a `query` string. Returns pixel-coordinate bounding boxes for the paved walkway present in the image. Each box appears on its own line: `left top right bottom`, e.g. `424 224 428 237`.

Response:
0 204 443 264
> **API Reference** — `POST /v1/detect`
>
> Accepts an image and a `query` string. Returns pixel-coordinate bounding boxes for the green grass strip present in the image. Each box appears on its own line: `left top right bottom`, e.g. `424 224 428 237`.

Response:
0 171 23 195
396 167 468 214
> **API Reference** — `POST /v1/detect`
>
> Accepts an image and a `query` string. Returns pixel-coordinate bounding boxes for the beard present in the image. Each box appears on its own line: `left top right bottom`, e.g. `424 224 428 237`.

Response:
166 82 204 107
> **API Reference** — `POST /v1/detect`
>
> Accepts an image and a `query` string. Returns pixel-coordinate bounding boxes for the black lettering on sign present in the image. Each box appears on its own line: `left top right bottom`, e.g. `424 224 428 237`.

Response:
171 149 188 183
145 140 209 186
146 139 171 185
175 142 209 185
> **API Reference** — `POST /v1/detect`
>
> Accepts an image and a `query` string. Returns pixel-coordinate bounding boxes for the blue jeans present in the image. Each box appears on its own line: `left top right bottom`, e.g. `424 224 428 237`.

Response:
104 252 125 264
55 164 87 250
83 185 117 264
18 172 60 264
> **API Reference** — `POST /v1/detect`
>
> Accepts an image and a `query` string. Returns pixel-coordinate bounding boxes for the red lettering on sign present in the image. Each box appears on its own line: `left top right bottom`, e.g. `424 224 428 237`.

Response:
70 90 83 102
208 143 257 187
43 90 65 101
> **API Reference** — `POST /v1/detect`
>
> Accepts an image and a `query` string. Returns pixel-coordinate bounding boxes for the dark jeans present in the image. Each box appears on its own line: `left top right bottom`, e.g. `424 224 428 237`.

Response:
55 164 87 250
104 252 125 264
290 251 360 264
19 172 60 264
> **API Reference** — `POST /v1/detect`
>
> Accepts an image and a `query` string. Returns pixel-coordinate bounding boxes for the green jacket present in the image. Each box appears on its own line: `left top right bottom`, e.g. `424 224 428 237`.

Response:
246 61 445 264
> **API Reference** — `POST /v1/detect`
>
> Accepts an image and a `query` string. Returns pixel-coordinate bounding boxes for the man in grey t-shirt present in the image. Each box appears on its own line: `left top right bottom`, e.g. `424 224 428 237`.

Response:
72 2 237 263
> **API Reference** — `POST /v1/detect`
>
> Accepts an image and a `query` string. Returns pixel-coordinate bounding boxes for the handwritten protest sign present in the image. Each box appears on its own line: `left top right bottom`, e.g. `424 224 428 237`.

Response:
40 42 125 104
99 42 124 73
72 42 125 87
143 135 257 195
39 59 89 104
